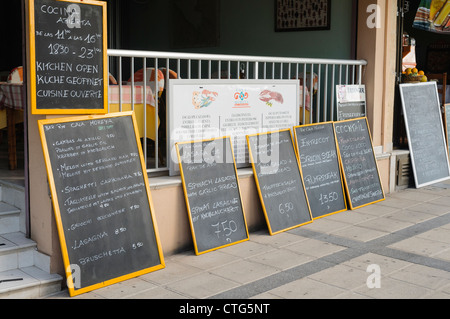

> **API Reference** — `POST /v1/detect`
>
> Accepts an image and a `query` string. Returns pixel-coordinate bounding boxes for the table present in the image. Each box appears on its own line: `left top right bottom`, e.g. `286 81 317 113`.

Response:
0 82 24 170
108 85 160 140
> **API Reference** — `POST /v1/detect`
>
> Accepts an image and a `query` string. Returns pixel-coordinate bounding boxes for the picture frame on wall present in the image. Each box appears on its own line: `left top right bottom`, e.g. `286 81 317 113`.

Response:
275 0 331 32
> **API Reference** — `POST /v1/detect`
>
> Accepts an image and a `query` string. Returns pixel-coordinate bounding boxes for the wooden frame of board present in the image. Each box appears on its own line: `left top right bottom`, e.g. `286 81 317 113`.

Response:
445 103 450 155
38 112 164 296
293 122 348 220
29 0 108 114
333 117 386 210
176 136 249 255
246 128 313 235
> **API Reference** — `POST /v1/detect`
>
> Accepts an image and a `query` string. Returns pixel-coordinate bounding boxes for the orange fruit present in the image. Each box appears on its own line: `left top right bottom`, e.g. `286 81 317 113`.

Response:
412 68 418 74
418 70 424 76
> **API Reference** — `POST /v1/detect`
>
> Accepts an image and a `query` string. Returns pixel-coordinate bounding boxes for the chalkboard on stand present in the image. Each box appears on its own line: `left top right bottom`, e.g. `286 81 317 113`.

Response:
399 82 450 188
176 137 249 255
38 112 164 297
294 123 347 219
29 0 108 114
247 129 312 235
334 118 385 209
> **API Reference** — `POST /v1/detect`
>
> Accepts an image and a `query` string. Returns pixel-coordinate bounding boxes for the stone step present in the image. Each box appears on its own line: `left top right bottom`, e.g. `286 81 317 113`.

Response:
0 266 62 299
0 232 37 272
0 202 21 235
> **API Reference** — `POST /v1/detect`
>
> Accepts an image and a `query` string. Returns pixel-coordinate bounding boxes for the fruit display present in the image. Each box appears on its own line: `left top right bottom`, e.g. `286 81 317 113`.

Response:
402 68 428 83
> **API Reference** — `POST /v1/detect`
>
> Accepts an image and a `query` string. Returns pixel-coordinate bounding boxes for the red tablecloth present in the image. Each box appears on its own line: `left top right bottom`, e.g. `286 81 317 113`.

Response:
0 82 24 110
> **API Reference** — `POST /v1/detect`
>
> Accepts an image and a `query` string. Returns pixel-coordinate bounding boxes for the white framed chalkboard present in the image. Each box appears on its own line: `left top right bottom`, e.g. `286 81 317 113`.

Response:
294 122 347 219
176 136 249 255
399 82 450 188
247 129 312 235
38 112 164 296
29 0 108 114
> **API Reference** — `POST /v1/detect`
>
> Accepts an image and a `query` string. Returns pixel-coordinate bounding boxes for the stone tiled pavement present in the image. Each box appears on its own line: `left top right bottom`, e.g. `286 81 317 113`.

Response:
47 183 450 299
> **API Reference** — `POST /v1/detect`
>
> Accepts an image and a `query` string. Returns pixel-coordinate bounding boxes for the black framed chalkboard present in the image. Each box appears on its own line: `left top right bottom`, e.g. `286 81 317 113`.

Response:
247 129 312 235
400 82 450 188
38 112 164 297
176 137 249 255
294 122 347 219
334 118 385 209
29 0 108 114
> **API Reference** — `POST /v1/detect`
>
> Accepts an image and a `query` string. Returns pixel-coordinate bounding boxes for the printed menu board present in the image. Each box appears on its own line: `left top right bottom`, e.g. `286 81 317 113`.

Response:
169 79 299 175
38 112 164 296
29 0 108 114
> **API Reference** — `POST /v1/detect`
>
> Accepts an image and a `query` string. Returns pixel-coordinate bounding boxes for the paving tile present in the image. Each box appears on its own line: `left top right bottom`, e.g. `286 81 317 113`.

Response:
92 277 158 299
209 259 279 284
383 209 436 224
415 228 450 244
355 216 414 233
350 202 400 216
375 196 422 209
169 250 240 271
284 238 346 258
307 264 369 290
407 202 450 216
140 258 203 285
388 237 450 257
341 253 411 275
219 240 275 259
249 248 314 270
388 189 441 202
300 217 351 234
131 286 188 299
165 272 239 299
353 277 432 299
326 210 376 225
266 277 347 299
249 230 308 248
388 264 450 290
331 225 389 242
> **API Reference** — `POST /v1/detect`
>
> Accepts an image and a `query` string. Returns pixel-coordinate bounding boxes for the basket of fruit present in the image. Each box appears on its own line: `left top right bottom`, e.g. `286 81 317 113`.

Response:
402 68 427 83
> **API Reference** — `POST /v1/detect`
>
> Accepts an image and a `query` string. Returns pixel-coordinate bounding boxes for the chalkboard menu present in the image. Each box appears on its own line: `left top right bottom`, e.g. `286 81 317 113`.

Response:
247 129 312 235
176 137 249 255
334 118 385 209
294 123 347 219
30 0 108 114
400 83 450 188
38 112 164 296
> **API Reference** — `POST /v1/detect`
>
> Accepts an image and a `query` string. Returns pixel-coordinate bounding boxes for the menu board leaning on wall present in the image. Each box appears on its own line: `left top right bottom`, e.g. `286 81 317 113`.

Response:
29 0 108 114
176 136 249 255
38 112 164 297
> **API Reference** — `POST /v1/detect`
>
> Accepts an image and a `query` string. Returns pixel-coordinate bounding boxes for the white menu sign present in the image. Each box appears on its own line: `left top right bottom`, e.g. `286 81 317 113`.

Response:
168 80 299 175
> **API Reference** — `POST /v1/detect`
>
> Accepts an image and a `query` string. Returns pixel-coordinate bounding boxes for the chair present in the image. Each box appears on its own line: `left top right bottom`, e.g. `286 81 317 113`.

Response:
427 72 447 106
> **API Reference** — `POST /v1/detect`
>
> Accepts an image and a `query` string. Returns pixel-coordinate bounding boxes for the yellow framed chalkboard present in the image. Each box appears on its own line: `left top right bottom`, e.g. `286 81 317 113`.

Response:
247 129 313 235
176 136 249 255
334 117 385 210
293 122 347 220
38 112 164 296
29 0 108 114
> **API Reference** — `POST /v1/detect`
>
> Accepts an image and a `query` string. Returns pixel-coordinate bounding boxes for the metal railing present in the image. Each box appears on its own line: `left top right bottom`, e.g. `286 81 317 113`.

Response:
107 49 367 174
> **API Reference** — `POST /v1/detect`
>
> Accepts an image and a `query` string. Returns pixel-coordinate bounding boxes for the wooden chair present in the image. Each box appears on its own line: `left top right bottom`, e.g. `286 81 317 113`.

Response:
427 72 447 106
